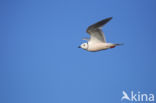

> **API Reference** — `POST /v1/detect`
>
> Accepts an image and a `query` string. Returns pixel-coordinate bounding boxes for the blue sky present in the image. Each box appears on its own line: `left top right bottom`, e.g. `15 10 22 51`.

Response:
1 0 156 103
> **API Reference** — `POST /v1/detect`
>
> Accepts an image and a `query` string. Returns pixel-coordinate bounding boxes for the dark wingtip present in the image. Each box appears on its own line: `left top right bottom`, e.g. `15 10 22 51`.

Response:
115 43 124 46
86 16 113 33
106 17 113 20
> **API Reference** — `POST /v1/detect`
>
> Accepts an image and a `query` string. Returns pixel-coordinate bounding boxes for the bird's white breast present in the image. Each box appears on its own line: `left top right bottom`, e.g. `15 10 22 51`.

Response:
87 43 111 51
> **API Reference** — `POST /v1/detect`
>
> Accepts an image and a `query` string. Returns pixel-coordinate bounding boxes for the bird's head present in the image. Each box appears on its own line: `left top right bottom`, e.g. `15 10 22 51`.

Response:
78 43 88 50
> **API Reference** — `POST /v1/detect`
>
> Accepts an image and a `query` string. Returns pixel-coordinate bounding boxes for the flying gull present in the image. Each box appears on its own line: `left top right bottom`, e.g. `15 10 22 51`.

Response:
79 17 123 52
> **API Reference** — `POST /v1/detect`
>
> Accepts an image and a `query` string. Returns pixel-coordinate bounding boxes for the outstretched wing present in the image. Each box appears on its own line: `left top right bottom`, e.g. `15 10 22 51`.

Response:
82 38 90 41
86 17 112 43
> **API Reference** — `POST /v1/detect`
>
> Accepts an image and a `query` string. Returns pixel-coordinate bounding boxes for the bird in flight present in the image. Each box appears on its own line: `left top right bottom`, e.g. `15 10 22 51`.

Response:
78 17 123 52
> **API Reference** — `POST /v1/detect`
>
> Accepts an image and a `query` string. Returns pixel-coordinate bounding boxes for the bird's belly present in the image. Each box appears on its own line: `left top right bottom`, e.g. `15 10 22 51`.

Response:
88 43 109 51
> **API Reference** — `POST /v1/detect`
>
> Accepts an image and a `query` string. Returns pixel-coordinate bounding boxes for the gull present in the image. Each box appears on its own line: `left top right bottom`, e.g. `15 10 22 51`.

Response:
78 17 123 52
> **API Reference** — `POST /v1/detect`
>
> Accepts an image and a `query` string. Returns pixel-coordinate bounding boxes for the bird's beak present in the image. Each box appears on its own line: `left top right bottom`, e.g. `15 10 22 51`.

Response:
78 46 81 48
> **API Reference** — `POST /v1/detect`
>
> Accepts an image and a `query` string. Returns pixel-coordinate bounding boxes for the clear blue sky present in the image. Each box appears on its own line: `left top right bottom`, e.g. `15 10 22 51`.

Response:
1 0 156 103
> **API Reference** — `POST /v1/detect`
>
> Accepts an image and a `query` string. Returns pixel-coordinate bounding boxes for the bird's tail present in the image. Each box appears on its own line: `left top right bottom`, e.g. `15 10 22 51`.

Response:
115 43 124 46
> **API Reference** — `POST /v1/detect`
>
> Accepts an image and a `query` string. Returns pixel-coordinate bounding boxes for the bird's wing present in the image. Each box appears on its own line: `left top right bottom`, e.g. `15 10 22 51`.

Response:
86 17 112 43
82 38 90 41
